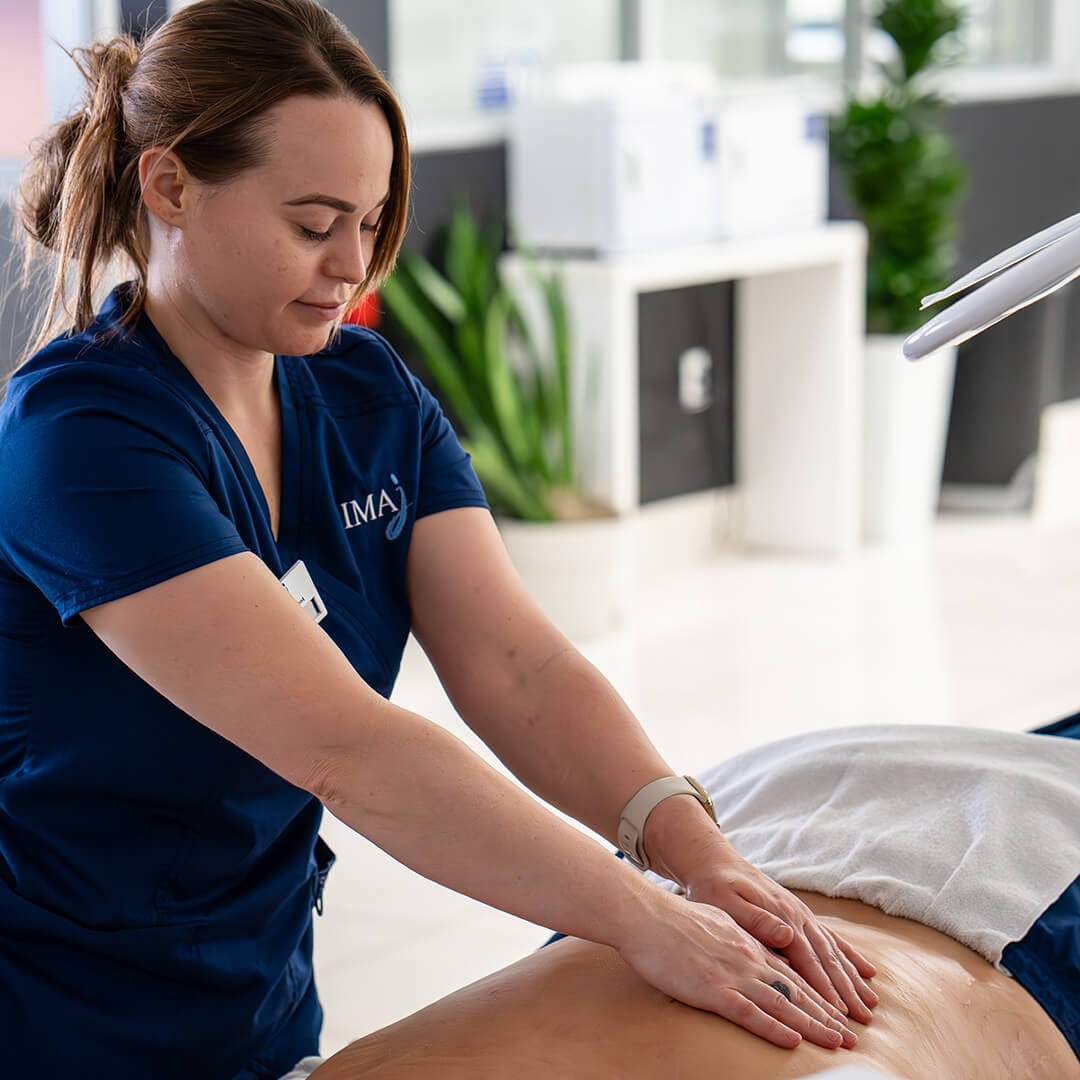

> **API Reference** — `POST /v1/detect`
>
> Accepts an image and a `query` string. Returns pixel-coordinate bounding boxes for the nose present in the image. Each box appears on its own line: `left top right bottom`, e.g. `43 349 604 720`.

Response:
323 223 371 286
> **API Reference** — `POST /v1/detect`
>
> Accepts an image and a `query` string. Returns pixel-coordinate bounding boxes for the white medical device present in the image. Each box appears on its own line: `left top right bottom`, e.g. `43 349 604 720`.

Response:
904 210 1080 360
508 64 827 254
509 65 715 254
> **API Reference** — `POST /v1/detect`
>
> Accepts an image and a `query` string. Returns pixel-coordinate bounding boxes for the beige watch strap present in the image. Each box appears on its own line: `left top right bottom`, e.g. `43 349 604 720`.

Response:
616 775 717 871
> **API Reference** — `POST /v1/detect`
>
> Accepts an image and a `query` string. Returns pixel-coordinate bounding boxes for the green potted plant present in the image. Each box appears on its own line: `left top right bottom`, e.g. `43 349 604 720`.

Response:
830 0 967 542
380 205 631 638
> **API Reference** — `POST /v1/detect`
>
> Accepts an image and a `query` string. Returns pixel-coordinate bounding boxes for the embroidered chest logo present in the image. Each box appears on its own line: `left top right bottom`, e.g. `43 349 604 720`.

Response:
339 473 411 540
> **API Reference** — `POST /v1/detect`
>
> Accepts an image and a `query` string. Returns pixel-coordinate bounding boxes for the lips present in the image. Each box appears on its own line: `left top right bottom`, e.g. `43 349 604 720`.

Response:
295 299 347 323
302 300 346 310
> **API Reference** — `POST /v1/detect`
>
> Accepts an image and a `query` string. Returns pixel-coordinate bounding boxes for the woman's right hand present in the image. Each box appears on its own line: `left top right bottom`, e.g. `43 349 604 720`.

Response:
615 884 859 1050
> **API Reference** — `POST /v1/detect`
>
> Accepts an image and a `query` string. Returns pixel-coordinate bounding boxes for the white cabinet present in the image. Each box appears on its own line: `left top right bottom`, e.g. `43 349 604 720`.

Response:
501 221 867 556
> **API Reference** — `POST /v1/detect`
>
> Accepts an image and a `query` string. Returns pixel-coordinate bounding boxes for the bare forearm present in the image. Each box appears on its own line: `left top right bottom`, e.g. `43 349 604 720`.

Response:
466 647 724 881
317 699 652 945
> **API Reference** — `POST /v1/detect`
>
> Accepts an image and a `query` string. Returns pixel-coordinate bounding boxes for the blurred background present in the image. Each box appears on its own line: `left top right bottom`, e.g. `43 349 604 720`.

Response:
3 0 1080 1055
4 1 1080 542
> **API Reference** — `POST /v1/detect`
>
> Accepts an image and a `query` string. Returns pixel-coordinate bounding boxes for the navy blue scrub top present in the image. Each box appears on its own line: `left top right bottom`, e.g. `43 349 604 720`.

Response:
0 282 489 1079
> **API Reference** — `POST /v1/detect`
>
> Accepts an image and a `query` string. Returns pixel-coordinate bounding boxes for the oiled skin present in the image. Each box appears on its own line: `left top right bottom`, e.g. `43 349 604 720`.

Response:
309 891 1078 1080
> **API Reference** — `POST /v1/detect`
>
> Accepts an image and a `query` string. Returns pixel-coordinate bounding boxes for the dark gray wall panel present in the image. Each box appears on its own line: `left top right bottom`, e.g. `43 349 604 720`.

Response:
941 289 1070 486
120 1 387 68
946 96 1080 271
120 0 168 40
637 282 735 503
1066 298 1080 402
403 145 507 260
322 0 389 77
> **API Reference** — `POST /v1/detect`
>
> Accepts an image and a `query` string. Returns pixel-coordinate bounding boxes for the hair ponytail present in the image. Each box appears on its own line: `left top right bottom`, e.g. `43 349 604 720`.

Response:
14 34 144 362
10 0 410 370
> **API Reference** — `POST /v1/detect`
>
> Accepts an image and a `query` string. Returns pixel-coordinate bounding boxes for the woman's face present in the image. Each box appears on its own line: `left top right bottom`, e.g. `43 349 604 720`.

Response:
160 93 394 361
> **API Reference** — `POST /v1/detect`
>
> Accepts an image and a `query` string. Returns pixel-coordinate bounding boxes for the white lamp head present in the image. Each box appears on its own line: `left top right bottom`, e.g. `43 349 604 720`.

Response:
903 210 1080 361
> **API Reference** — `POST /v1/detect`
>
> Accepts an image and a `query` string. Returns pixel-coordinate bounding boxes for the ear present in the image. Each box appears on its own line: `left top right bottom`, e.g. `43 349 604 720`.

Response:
138 147 192 229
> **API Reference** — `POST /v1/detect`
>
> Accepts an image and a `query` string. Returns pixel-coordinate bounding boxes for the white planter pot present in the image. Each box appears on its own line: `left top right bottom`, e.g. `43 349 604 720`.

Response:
863 333 957 543
496 515 636 641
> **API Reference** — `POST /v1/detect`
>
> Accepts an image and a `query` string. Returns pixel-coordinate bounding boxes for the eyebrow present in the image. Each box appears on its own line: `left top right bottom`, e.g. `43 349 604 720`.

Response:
282 192 391 214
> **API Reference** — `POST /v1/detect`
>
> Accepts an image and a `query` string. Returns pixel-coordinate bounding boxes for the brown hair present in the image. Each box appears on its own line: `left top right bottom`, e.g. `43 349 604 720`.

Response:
11 0 410 367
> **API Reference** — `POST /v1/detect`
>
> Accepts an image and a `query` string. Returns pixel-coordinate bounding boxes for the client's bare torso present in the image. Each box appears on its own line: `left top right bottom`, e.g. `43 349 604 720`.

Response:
312 892 1078 1080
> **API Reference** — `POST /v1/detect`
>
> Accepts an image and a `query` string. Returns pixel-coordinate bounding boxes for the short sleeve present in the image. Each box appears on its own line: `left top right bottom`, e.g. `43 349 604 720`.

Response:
398 365 489 521
0 360 248 626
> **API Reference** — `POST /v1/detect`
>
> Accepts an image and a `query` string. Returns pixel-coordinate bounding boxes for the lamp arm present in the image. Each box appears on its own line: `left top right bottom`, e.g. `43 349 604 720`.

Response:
920 210 1080 310
905 218 1080 360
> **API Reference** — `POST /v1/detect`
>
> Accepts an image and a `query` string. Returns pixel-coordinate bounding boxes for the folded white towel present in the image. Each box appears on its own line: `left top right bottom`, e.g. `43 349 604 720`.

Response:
647 725 1080 967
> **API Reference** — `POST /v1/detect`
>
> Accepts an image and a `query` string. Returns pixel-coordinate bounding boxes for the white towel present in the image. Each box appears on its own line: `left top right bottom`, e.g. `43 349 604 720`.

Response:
276 1056 324 1080
647 725 1080 967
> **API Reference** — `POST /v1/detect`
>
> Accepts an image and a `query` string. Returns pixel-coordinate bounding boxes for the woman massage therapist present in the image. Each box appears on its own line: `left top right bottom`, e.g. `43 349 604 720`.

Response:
0 3 875 1077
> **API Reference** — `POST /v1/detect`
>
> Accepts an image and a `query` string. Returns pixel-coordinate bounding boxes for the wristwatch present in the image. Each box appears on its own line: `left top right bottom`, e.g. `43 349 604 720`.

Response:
616 775 717 871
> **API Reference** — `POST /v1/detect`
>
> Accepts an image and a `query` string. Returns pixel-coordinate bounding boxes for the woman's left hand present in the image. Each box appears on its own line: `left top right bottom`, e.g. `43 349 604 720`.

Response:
681 847 879 1024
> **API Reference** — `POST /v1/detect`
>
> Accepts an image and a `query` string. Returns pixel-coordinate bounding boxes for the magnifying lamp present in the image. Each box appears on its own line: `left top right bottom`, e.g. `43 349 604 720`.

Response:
903 210 1080 360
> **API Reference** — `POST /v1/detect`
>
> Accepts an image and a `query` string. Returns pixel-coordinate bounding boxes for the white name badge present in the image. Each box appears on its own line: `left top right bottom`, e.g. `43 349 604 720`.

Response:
279 559 328 624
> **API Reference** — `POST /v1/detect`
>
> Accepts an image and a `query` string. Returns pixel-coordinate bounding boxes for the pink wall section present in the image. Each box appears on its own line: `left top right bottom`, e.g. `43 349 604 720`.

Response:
0 0 46 157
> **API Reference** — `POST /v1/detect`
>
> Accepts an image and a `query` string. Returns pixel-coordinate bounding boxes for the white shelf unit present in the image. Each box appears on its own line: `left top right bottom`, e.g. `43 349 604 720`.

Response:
501 221 868 556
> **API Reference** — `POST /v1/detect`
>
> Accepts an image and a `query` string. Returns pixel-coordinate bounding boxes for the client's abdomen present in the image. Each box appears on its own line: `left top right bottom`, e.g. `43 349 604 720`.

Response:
314 892 1078 1080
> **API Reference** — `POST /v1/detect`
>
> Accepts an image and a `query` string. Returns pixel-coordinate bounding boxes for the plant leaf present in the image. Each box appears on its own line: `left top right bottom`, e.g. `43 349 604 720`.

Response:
464 435 553 521
505 293 555 484
396 250 467 324
380 271 485 434
484 288 533 468
539 268 573 484
383 206 581 520
446 205 484 316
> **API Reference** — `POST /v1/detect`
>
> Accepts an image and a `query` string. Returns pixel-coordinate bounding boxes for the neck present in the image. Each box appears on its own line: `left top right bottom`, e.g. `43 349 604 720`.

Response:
142 281 275 421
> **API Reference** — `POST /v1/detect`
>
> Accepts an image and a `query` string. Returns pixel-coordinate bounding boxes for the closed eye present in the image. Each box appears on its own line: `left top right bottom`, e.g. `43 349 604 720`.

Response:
299 222 380 243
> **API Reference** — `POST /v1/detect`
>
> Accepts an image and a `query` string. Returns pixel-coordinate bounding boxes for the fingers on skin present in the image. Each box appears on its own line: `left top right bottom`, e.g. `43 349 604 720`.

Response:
780 930 850 1014
764 959 855 1041
808 924 875 1024
763 955 850 1028
832 928 879 979
825 929 879 1016
715 987 802 1050
721 881 791 943
764 953 839 1017
742 981 852 1050
729 891 851 1015
739 899 793 949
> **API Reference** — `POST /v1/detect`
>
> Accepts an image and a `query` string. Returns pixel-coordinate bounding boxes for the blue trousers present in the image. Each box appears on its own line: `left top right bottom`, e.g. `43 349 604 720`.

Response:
1003 711 1080 1057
